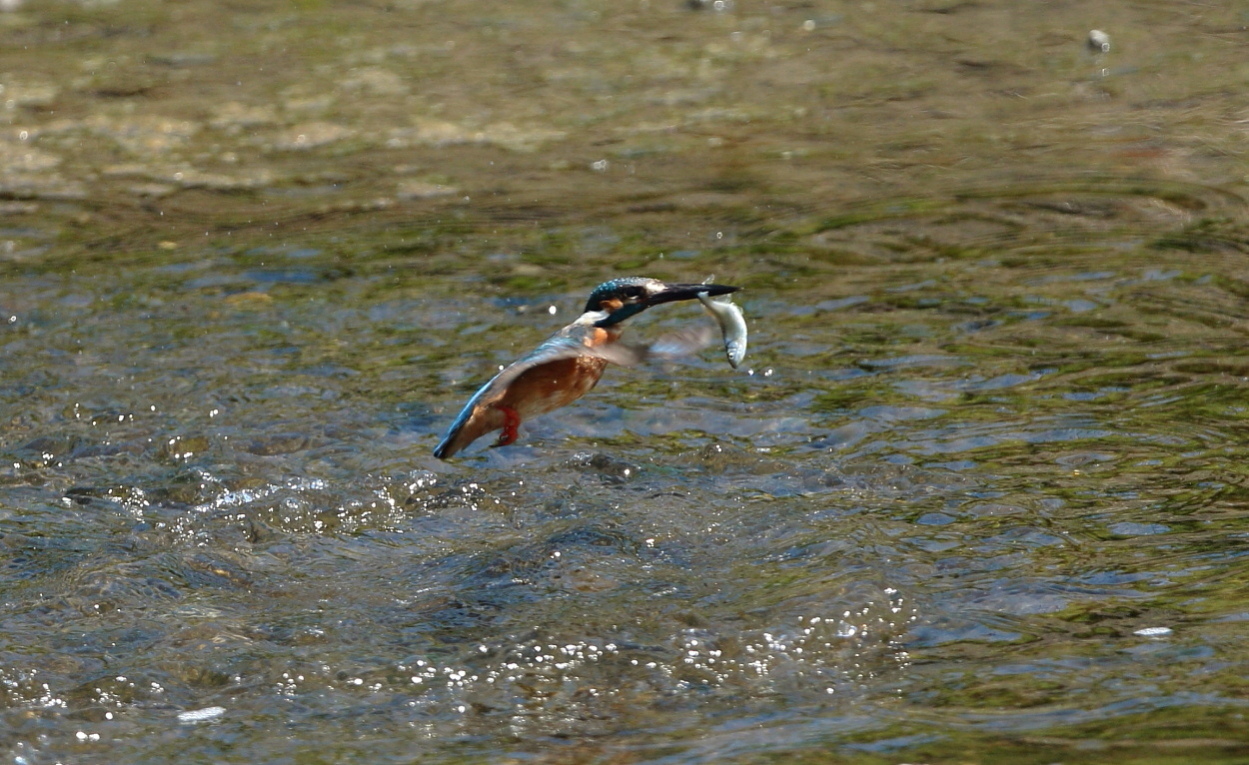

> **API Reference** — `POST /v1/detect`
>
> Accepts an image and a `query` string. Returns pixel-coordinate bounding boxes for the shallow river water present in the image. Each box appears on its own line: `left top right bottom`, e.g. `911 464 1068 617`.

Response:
2 0 1249 763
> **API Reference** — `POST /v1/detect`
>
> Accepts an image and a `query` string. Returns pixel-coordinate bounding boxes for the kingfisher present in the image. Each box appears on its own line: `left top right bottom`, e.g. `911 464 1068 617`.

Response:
432 277 740 459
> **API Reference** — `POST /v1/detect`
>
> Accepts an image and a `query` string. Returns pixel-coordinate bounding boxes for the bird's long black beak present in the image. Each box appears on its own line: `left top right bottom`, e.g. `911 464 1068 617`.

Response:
645 283 739 306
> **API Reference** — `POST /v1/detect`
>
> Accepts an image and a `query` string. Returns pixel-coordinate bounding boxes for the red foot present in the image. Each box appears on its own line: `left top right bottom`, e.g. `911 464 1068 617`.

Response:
492 405 521 447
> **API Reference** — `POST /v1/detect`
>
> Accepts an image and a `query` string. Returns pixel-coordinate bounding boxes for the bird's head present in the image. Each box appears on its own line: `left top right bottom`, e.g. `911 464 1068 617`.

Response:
584 277 739 327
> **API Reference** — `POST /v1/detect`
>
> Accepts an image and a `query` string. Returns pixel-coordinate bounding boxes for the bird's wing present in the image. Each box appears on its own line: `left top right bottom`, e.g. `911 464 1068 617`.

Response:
470 334 597 397
454 322 720 411
643 324 720 359
434 331 634 458
567 325 719 367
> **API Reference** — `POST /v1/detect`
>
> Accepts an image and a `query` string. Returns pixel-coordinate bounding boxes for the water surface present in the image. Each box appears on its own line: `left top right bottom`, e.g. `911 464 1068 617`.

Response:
2 0 1249 763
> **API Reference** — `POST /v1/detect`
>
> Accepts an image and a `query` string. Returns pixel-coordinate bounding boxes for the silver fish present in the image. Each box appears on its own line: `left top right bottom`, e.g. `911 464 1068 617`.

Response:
697 291 747 369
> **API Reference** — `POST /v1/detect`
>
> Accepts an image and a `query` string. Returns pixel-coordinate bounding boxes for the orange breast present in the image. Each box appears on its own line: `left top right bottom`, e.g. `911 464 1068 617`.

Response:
495 356 609 419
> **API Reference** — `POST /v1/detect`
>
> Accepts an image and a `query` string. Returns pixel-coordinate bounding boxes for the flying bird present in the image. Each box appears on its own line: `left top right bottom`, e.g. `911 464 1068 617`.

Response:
432 277 740 459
